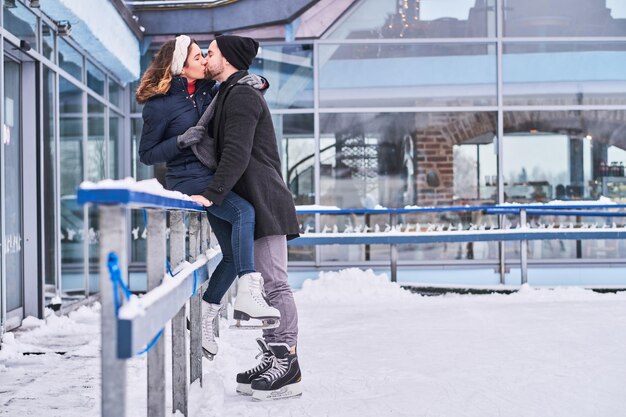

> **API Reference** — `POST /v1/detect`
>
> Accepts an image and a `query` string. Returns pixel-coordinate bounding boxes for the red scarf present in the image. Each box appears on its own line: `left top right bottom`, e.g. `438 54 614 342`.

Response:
187 79 196 96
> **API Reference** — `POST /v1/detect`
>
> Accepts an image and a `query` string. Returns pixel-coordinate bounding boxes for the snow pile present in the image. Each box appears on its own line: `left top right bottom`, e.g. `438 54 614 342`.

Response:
80 177 194 202
298 268 413 304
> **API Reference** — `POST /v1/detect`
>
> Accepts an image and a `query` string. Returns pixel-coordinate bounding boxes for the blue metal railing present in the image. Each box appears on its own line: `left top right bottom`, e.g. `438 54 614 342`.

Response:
78 186 219 417
291 203 626 284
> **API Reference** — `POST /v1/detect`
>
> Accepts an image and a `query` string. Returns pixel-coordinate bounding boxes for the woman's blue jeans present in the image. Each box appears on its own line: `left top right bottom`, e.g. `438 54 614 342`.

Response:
166 161 255 304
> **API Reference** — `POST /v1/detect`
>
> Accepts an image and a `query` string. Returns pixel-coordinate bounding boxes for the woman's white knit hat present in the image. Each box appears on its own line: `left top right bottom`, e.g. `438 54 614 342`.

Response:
171 35 191 76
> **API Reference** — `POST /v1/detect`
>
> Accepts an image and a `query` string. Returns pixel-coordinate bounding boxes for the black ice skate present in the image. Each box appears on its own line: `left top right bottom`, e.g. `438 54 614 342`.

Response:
250 342 302 401
236 338 274 395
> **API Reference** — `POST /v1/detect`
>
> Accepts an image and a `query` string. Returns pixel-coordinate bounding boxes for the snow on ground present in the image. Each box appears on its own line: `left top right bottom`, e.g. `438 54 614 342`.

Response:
2 268 626 417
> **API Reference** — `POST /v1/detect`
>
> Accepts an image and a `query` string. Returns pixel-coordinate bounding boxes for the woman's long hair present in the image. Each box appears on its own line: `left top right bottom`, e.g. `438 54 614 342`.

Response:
135 38 197 104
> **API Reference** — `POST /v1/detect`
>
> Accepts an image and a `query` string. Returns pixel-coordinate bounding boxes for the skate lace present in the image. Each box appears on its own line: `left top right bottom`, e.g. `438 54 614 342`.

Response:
261 356 288 381
202 317 214 342
250 275 269 307
247 352 272 375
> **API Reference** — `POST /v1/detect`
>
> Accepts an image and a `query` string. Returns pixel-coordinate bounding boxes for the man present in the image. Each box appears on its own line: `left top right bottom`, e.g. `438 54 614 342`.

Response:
195 35 302 401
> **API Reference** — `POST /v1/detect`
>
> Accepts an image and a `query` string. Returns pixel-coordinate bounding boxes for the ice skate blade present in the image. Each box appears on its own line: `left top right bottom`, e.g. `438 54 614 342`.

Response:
202 348 215 361
236 383 253 396
230 318 280 330
233 310 281 322
251 382 302 401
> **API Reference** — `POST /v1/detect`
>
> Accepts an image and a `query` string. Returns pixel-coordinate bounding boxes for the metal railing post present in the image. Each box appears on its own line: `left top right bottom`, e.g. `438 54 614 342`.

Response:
520 209 528 285
188 213 203 385
169 210 188 416
100 205 128 417
146 209 167 417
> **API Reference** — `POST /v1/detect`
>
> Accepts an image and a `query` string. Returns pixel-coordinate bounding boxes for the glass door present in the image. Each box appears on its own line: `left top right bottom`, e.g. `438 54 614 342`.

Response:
2 55 24 326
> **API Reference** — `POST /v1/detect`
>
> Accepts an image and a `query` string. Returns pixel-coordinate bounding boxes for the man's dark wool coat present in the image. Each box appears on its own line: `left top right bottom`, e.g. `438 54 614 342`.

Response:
203 70 300 241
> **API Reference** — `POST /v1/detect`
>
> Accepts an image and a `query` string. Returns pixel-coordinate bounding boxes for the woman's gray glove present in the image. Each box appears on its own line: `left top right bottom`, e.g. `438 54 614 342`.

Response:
238 74 269 94
177 125 208 149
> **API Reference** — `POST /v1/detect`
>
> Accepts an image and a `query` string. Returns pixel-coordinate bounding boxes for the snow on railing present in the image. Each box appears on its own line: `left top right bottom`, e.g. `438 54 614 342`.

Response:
78 178 222 417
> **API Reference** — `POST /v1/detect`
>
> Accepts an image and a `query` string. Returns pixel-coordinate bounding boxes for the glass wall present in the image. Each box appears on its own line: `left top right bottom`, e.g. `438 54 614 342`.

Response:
3 57 23 311
319 43 497 108
123 0 626 278
289 0 626 272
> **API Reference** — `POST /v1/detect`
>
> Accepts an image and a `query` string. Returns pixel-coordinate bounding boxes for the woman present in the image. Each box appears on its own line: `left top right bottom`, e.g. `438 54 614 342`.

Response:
136 35 279 358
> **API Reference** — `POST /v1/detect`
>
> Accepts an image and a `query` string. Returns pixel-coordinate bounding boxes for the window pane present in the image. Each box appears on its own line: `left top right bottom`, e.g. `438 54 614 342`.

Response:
272 113 315 261
503 110 626 203
87 97 105 182
109 112 122 179
109 78 122 108
59 77 84 293
3 58 23 310
87 61 105 96
504 42 626 106
320 112 497 208
3 1 38 51
42 22 55 62
43 67 57 290
59 39 83 81
327 0 495 39
249 44 313 109
504 0 626 37
319 43 496 107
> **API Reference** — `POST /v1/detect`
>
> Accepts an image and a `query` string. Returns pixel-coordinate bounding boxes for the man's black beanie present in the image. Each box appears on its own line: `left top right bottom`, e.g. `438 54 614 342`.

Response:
215 35 259 70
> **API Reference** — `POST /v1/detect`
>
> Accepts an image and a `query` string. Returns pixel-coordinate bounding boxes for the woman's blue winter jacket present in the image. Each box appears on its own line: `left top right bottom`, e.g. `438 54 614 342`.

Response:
139 76 217 167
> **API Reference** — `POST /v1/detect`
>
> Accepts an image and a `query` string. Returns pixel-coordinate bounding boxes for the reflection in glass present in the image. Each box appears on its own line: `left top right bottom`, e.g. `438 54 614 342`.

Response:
327 0 495 39
503 111 626 203
87 61 105 96
60 77 84 294
271 114 315 261
504 42 626 106
42 22 55 62
319 43 496 107
316 111 499 262
110 113 122 179
43 67 57 290
249 44 313 109
59 39 83 81
3 1 37 51
109 78 122 108
504 0 626 37
3 58 24 311
88 97 105 182
272 113 315 204
320 112 498 208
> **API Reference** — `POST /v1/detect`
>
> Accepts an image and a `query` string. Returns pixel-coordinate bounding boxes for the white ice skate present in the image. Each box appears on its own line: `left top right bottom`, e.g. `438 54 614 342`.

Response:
201 302 220 359
232 272 281 329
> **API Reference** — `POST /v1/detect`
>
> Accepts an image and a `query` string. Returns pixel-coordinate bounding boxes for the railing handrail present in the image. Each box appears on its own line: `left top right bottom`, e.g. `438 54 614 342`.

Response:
295 202 626 215
77 187 205 211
